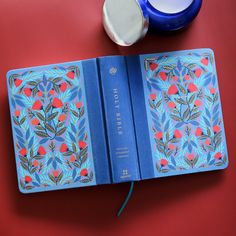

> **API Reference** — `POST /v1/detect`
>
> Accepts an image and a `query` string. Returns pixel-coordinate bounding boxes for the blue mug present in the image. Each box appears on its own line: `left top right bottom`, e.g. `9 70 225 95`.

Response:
103 0 202 46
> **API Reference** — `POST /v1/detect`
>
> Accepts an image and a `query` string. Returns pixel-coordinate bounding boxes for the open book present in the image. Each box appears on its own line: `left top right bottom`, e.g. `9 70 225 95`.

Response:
7 48 228 193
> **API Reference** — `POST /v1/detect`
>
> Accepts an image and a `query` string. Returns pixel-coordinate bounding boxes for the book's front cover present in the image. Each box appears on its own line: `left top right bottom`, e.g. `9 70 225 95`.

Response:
7 61 97 193
129 49 228 179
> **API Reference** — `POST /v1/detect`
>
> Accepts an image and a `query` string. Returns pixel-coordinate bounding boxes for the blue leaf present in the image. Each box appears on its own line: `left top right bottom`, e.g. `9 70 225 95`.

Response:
153 119 161 128
168 165 176 170
56 157 62 164
78 89 82 99
183 141 188 149
190 141 197 148
55 137 64 142
175 122 184 128
69 132 76 142
70 86 79 94
46 83 52 91
182 67 187 76
147 82 152 92
14 128 22 136
190 121 199 126
58 66 66 71
39 138 48 144
207 153 211 162
75 176 81 182
152 83 161 91
171 156 176 166
35 173 41 183
16 135 25 144
150 111 159 121
22 71 28 76
188 144 193 152
204 117 211 126
14 95 24 100
150 79 159 84
71 124 77 133
162 113 166 123
47 158 53 166
205 108 211 119
43 74 47 86
212 75 216 86
18 141 25 148
29 136 34 148
39 84 45 92
177 60 182 71
213 115 219 126
204 73 212 79
164 120 170 131
69 92 78 101
72 169 77 179
173 68 180 76
204 78 211 86
213 104 219 114
78 127 85 137
79 119 85 129
15 99 25 107
32 182 40 187
209 159 215 165
26 129 30 140
192 53 200 57
11 98 16 109
52 160 57 169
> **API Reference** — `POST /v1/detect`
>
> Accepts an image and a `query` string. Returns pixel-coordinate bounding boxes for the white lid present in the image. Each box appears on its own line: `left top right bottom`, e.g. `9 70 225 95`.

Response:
103 0 149 46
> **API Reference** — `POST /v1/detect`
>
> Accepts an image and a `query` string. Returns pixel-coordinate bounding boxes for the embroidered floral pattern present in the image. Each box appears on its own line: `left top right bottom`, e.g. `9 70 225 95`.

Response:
143 50 227 175
8 63 95 192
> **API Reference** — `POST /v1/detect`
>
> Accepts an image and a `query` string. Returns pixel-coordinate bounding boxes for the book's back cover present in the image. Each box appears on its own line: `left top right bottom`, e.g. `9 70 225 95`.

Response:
128 49 228 179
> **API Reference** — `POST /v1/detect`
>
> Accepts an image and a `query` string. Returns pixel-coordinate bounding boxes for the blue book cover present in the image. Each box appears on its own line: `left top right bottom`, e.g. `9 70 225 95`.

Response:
6 48 228 193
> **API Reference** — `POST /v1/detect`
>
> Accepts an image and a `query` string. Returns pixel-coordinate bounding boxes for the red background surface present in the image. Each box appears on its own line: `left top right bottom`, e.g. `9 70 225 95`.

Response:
0 0 235 235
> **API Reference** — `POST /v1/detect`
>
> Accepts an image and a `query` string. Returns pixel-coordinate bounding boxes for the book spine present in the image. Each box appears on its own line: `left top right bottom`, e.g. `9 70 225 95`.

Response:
98 56 140 183
82 59 111 185
126 56 155 180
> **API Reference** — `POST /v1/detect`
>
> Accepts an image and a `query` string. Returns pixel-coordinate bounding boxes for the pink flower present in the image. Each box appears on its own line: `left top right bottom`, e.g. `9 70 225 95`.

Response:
168 101 176 109
150 94 157 101
195 127 203 137
159 71 167 81
214 152 223 160
194 100 202 107
52 170 59 178
14 110 20 117
80 168 88 176
173 76 178 81
205 139 211 146
24 176 32 183
155 131 163 140
188 83 198 93
150 62 158 71
52 98 63 108
213 125 220 133
201 58 209 66
184 74 190 81
168 144 175 150
168 85 178 95
160 159 168 167
174 130 182 139
194 68 202 78
78 141 87 149
70 155 76 162
210 88 215 94
187 154 195 161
